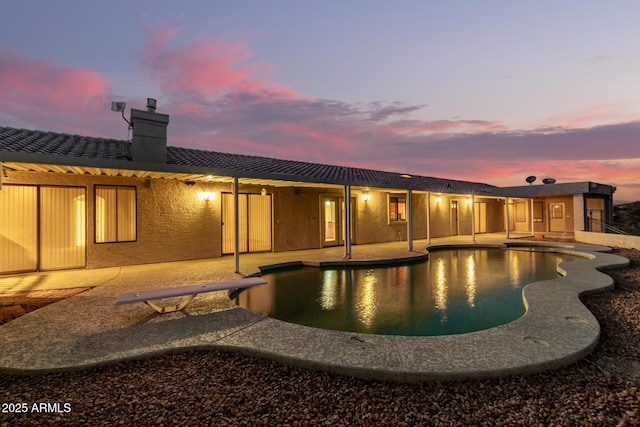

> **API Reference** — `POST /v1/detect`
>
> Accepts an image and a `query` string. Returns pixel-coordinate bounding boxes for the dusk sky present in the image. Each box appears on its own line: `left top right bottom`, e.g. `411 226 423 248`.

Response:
1 1 639 201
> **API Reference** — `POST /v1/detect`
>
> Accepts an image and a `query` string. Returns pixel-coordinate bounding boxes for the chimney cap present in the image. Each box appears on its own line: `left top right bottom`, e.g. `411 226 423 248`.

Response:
147 98 157 112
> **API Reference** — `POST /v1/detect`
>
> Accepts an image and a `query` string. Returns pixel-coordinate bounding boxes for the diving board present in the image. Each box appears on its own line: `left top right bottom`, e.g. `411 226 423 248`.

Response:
115 277 267 313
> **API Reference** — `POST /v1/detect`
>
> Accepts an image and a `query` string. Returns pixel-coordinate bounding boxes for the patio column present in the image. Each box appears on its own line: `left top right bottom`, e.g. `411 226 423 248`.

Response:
407 190 413 251
344 185 352 259
426 192 431 245
234 176 240 273
505 196 511 239
471 194 476 243
530 198 535 237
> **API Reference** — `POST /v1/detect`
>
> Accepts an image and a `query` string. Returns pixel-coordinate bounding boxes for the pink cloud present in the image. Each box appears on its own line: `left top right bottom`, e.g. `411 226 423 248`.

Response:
379 119 508 136
533 104 626 129
268 122 361 157
1 27 638 201
0 48 111 133
394 157 640 201
140 26 297 102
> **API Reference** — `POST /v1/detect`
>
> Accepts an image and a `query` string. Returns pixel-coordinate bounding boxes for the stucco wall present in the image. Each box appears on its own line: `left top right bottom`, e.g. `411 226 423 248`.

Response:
573 194 585 231
575 230 640 250
512 200 531 232
5 170 221 269
545 196 574 232
102 178 221 268
355 192 427 244
357 191 395 244
271 186 326 251
411 193 427 239
5 170 516 270
484 198 505 233
428 194 451 238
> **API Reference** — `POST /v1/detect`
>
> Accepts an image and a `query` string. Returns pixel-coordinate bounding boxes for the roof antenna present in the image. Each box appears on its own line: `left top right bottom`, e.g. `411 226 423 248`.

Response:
111 101 131 140
111 101 131 126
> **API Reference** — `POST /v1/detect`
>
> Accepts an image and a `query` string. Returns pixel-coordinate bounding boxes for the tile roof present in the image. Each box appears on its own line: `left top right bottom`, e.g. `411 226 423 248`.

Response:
0 126 495 193
0 127 131 160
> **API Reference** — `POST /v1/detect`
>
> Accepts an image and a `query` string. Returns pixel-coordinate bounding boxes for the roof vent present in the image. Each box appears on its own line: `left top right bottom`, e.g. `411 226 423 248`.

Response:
146 98 157 112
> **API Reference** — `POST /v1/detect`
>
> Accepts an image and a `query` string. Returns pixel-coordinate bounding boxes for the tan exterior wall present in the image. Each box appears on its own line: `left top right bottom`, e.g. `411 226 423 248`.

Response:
533 199 546 234
575 230 640 250
484 198 506 233
4 170 518 270
272 186 326 251
355 191 426 244
533 196 575 233
457 198 473 235
573 194 586 231
512 199 531 232
5 170 221 269
428 194 451 238
411 194 428 239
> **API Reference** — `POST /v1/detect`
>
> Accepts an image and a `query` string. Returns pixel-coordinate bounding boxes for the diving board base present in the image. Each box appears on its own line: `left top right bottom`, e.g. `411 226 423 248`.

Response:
144 295 197 313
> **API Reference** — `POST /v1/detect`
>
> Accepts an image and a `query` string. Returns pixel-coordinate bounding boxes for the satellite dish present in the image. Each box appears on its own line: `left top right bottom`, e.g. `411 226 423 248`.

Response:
526 176 537 185
542 178 556 185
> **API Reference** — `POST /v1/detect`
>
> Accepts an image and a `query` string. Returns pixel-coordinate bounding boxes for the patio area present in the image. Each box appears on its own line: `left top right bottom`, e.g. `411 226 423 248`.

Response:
0 235 629 382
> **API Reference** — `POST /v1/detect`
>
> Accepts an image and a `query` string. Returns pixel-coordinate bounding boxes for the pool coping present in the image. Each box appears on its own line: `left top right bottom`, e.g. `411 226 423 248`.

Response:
0 241 630 382
222 242 630 382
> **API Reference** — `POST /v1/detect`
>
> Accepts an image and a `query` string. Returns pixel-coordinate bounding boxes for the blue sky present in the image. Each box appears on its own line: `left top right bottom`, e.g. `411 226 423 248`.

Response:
1 1 639 201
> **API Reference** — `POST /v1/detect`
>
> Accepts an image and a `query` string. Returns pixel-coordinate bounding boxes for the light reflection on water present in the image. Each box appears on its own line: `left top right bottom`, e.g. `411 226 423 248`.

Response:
236 248 581 336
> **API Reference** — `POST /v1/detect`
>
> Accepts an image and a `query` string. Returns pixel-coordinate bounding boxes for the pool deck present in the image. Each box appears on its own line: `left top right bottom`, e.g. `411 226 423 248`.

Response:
0 235 630 382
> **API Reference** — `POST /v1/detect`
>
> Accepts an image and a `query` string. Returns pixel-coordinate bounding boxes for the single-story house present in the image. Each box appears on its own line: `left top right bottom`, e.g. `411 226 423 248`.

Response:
0 101 616 274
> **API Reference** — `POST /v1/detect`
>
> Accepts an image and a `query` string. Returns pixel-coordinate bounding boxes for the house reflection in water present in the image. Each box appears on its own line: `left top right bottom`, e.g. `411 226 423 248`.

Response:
236 248 580 336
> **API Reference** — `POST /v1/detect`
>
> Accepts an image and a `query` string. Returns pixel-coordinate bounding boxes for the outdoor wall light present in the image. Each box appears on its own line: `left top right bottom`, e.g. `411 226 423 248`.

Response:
434 196 442 203
466 198 472 205
198 191 216 201
361 193 371 201
261 188 267 197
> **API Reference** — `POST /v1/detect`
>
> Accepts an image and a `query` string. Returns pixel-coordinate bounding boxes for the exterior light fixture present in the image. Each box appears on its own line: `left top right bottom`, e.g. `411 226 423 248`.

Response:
361 193 370 201
465 198 472 205
198 191 216 201
261 188 267 197
434 196 442 203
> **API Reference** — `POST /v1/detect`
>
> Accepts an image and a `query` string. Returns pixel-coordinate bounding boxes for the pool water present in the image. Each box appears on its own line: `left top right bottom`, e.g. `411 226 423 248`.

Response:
235 248 581 336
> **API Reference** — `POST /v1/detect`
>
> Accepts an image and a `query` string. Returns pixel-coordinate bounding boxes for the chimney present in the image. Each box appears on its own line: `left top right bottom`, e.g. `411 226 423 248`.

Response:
130 98 169 163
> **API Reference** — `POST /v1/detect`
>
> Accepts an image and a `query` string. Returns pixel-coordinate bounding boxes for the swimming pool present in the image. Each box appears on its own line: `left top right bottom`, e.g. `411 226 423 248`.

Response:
235 248 582 336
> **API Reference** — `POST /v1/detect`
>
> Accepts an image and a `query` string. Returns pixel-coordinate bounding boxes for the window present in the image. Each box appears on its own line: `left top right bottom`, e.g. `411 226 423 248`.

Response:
95 186 136 243
389 196 406 222
551 203 564 219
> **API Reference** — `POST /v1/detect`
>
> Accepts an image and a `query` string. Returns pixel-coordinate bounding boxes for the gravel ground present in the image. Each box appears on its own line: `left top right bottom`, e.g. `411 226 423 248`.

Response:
1 249 639 426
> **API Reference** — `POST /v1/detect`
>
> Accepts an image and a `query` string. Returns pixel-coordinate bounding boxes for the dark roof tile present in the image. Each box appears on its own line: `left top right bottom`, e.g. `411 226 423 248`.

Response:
0 127 131 160
1 126 495 193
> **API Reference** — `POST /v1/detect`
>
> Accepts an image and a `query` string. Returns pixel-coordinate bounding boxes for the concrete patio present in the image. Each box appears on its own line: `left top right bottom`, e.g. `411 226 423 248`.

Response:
0 235 630 382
